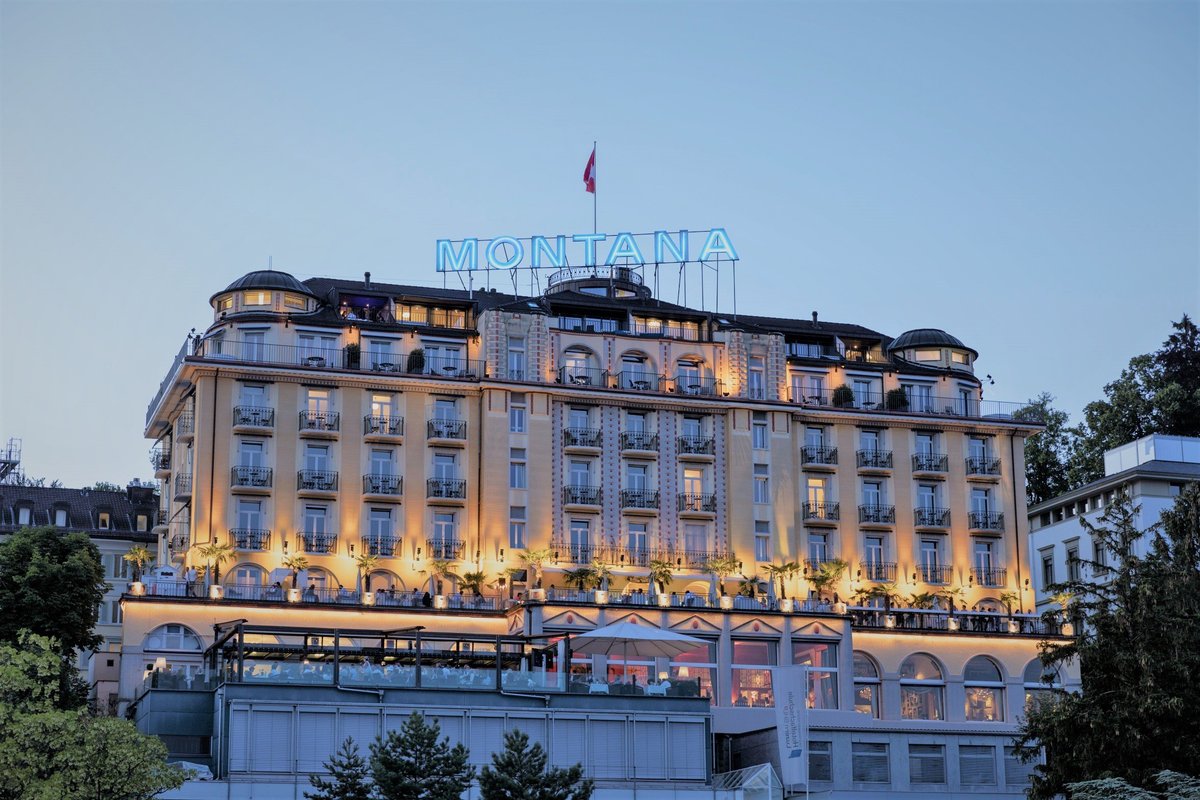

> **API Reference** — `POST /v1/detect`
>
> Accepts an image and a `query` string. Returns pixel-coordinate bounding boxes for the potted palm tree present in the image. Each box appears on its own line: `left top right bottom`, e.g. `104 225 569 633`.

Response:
563 567 597 594
591 558 613 603
648 558 675 606
427 559 453 605
356 553 380 603
1053 591 1075 636
196 542 234 598
866 582 901 626
808 558 849 612
123 545 154 595
704 553 741 609
762 560 800 610
939 585 966 630
282 554 309 601
521 548 552 600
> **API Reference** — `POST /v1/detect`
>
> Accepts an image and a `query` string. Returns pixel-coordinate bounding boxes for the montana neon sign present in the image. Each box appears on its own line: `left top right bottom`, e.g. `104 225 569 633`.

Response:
435 228 738 272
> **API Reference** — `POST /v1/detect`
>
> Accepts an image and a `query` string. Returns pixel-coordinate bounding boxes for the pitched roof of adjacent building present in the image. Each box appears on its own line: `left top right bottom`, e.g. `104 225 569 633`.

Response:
0 484 158 542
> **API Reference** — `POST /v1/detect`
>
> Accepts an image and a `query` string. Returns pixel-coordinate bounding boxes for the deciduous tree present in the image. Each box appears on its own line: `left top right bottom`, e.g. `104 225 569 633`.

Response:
1014 393 1075 506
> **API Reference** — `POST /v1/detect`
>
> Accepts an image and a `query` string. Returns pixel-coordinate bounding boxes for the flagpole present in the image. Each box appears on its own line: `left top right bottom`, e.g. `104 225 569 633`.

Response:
592 139 597 235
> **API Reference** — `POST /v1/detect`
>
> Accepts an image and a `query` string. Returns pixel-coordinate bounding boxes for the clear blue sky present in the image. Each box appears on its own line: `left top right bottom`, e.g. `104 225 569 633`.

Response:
1 0 1197 487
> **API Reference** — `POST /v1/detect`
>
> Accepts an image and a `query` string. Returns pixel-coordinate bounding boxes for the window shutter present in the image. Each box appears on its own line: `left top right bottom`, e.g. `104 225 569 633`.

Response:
469 716 506 766
589 719 626 779
960 745 997 786
668 720 707 780
550 718 587 770
908 744 946 784
228 708 250 772
251 709 293 772
429 714 463 748
296 710 337 773
633 720 667 779
339 711 380 755
1005 746 1037 785
507 716 547 753
852 742 889 783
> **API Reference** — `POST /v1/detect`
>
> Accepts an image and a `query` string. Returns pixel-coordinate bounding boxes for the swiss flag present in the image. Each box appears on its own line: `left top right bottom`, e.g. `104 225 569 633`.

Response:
583 147 596 193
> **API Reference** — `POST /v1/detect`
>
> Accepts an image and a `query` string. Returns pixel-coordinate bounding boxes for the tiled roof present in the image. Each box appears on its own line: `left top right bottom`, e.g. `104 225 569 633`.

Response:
0 484 158 542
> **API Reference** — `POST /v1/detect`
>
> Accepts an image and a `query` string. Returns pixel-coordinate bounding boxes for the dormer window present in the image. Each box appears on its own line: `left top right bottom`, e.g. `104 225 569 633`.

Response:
136 514 149 532
98 511 111 530
243 290 271 307
54 508 67 527
16 507 30 526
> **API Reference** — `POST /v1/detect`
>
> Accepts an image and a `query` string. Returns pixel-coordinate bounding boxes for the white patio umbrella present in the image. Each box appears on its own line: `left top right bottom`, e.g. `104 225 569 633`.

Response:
570 619 706 683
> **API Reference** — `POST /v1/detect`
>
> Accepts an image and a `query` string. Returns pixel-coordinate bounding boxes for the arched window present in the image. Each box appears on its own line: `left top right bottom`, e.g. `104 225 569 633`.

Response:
973 597 1003 613
853 651 881 718
1023 659 1064 710
964 656 1005 721
144 624 203 652
225 563 266 600
899 653 944 720
561 347 597 385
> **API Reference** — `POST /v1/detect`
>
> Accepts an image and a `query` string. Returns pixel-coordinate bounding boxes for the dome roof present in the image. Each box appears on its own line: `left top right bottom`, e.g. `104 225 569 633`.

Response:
211 270 315 304
888 328 975 355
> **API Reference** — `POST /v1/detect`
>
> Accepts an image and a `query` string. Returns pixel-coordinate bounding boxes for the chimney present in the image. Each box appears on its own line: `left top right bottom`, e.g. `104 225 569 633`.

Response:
812 311 819 327
364 271 372 289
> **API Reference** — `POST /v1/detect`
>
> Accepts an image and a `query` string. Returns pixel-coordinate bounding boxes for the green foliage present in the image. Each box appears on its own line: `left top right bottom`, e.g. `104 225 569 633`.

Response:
884 387 909 410
519 549 551 589
648 558 675 595
479 728 594 800
1066 770 1200 800
807 558 848 599
370 712 474 800
306 738 372 800
460 569 487 595
406 348 425 374
703 553 741 594
123 545 154 582
562 567 597 591
761 561 800 599
85 481 124 492
1014 486 1200 798
831 384 855 407
1014 392 1075 506
0 527 107 660
283 554 311 589
196 541 234 585
0 633 188 800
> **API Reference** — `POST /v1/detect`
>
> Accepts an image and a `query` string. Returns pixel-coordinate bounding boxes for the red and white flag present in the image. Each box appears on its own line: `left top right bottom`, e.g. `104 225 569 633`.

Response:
583 147 596 193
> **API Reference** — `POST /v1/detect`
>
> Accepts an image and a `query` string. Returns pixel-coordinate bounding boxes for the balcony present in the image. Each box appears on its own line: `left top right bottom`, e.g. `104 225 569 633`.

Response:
176 412 195 440
563 427 602 449
361 534 399 557
971 567 1007 587
299 411 340 434
231 466 273 490
911 453 948 473
918 564 953 585
414 358 486 380
677 435 715 457
363 415 404 437
427 478 467 500
300 532 338 555
426 537 465 560
149 447 171 472
620 489 660 510
233 406 274 429
669 375 721 397
427 418 467 441
231 527 271 551
613 371 662 392
174 473 193 499
856 449 893 470
858 504 896 524
551 539 595 564
610 547 652 567
914 507 951 528
802 445 838 467
563 485 602 506
630 319 701 341
677 493 716 514
674 549 728 570
966 456 1002 477
298 469 339 493
362 474 403 497
859 561 897 582
851 607 1063 636
620 431 659 452
557 366 607 387
968 511 1005 531
802 502 840 523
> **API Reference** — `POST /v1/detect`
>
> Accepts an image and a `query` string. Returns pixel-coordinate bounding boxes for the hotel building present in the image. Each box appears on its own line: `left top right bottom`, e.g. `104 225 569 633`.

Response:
124 266 1074 798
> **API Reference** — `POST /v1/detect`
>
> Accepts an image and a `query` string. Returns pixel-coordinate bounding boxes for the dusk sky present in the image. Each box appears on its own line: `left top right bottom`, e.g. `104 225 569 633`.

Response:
1 0 1197 488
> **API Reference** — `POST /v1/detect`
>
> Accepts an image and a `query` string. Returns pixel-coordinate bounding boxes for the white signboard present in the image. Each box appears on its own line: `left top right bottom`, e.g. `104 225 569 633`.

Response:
771 666 810 789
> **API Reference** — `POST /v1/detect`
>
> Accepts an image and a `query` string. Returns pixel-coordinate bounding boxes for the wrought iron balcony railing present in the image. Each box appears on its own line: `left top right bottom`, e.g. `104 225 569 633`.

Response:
427 478 467 499
620 489 660 509
149 447 171 470
620 431 659 451
234 406 274 428
611 547 652 567
614 371 662 392
563 427 602 448
563 485 602 505
859 561 897 582
427 418 467 440
425 537 465 560
858 504 896 524
918 564 953 585
914 507 951 527
176 412 195 438
557 366 608 387
802 501 840 521
361 534 399 557
673 549 730 570
802 445 838 466
966 455 1002 476
804 557 840 573
301 532 338 555
231 466 272 488
968 511 1005 531
363 474 402 495
677 435 715 456
231 527 270 551
299 411 340 432
363 415 404 436
297 470 339 491
551 540 594 564
677 493 716 513
971 567 1007 587
670 375 721 397
174 473 192 496
912 453 948 472
856 449 893 469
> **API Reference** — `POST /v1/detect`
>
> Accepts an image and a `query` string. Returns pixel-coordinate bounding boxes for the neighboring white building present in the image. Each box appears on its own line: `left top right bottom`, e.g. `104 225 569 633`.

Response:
1027 434 1200 613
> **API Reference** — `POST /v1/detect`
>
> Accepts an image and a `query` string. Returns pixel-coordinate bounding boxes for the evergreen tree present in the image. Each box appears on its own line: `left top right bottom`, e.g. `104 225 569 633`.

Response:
370 712 474 800
306 738 372 800
1014 485 1200 798
479 729 593 800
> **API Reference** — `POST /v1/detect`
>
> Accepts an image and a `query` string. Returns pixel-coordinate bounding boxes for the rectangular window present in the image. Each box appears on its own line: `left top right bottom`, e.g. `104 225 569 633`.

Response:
915 432 935 455
509 448 527 489
303 505 327 534
753 464 770 504
136 514 148 532
370 448 394 476
1005 746 1037 786
682 467 705 496
569 460 591 486
243 329 265 358
626 522 648 555
859 429 880 451
239 440 265 467
919 538 941 569
626 463 648 491
509 394 526 433
864 535 884 567
626 411 647 433
792 641 838 709
862 480 882 507
752 419 768 450
809 741 832 782
243 290 271 306
681 416 703 439
974 539 996 573
55 509 68 527
683 523 707 554
98 512 111 530
971 487 993 514
754 521 770 562
1093 538 1108 569
17 507 30 526
960 745 997 786
1067 545 1081 581
568 518 591 561
1041 551 1055 588
433 453 457 480
731 639 777 707
916 483 937 509
568 407 590 429
507 338 526 380
283 293 306 310
805 426 825 449
305 388 331 415
852 742 889 783
808 532 829 564
304 443 329 472
909 744 946 784
369 508 392 538
509 507 526 549
432 512 456 542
